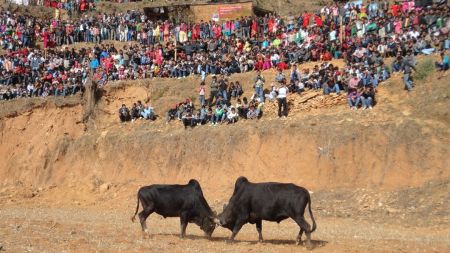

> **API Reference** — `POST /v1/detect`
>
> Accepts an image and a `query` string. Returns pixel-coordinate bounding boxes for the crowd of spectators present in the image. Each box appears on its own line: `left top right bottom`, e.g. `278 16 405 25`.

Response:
0 47 89 100
165 89 263 129
118 100 155 122
1 0 449 122
25 0 95 15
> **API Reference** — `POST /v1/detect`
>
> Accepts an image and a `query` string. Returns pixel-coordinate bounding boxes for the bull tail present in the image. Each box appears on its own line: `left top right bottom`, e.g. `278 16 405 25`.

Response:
307 194 317 233
131 191 140 223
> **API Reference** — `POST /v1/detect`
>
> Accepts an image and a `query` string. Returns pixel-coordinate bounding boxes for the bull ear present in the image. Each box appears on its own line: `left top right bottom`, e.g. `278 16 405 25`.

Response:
212 210 217 217
223 203 228 211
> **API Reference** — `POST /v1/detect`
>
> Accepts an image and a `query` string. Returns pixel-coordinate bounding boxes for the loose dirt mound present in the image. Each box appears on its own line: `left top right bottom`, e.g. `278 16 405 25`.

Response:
1 2 64 20
264 91 347 115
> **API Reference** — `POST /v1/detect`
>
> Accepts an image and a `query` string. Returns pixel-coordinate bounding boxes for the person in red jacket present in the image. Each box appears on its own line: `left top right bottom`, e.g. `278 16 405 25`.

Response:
302 11 311 28
277 61 288 71
251 19 258 37
254 54 264 71
80 0 87 12
321 50 332 61
42 29 50 49
314 14 323 27
391 2 401 17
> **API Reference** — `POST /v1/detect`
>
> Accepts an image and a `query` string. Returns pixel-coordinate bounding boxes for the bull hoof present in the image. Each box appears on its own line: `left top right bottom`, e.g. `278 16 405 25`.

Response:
226 239 235 244
296 240 302 246
258 239 264 243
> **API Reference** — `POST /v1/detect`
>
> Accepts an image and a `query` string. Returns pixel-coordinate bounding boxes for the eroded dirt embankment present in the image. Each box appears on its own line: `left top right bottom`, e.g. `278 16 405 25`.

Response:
1 57 449 198
0 57 448 208
0 102 448 196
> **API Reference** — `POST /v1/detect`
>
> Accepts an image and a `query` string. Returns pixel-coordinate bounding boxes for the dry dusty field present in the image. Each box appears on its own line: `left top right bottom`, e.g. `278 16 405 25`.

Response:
1 204 449 253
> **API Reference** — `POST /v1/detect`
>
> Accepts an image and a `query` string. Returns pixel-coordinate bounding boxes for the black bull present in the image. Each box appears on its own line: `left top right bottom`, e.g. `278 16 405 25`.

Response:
215 177 317 248
131 179 217 238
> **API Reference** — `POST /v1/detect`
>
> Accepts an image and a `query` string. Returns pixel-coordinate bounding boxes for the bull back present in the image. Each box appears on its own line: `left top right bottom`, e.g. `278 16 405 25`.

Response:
220 177 315 231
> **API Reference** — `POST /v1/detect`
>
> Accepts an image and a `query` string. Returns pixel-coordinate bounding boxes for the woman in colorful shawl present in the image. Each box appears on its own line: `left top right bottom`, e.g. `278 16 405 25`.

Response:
251 19 258 37
42 28 50 49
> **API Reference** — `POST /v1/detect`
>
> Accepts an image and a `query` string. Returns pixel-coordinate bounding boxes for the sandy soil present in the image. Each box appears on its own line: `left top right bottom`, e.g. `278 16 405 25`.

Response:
1 204 449 253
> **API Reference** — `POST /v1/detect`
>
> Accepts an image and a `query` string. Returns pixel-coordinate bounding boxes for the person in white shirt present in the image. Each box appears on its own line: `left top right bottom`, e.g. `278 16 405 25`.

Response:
265 83 278 101
329 30 337 41
227 107 239 124
408 29 420 39
270 53 280 66
377 42 388 57
277 81 288 118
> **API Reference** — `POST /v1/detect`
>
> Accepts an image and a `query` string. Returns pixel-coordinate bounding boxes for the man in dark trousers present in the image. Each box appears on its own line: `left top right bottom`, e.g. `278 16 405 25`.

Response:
400 54 416 91
182 109 194 129
119 104 131 122
277 80 288 118
209 75 219 105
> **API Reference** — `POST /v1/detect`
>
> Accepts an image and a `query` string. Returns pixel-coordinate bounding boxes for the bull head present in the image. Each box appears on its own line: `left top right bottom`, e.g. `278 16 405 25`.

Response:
210 210 221 226
212 203 228 226
213 217 221 226
201 216 216 238
215 202 235 231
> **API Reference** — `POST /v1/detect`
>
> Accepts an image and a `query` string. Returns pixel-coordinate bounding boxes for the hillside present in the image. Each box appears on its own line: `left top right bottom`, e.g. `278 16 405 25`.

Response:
0 56 449 252
1 56 448 190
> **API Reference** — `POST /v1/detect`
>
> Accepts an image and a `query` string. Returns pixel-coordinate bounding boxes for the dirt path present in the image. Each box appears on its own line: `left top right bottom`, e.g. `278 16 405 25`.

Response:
1 206 449 253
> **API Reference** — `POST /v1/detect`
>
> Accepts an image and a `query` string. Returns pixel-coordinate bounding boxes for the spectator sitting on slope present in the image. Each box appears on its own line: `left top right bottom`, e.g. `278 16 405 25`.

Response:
119 104 131 122
141 103 155 120
435 51 449 72
226 107 239 124
246 104 259 120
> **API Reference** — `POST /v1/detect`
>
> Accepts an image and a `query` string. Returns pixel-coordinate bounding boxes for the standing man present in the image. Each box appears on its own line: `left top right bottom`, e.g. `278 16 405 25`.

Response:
277 80 288 118
209 75 219 105
253 70 265 102
400 55 416 91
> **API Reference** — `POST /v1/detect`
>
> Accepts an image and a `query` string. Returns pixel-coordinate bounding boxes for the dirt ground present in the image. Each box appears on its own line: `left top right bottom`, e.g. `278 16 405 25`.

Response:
0 180 449 253
0 203 449 253
1 180 449 253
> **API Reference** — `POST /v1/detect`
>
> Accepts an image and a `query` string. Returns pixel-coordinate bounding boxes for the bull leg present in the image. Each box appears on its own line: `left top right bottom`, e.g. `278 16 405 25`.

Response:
305 231 312 250
179 212 188 238
296 228 304 245
229 220 245 243
256 220 263 242
139 203 154 236
294 217 312 249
